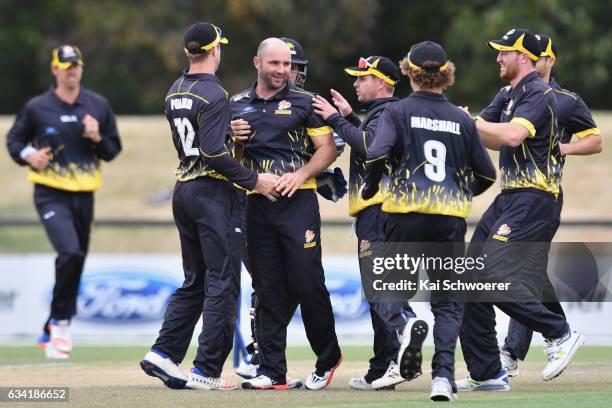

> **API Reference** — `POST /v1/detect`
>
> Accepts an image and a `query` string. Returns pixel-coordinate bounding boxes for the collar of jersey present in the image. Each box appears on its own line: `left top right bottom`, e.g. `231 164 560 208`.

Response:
182 71 220 83
510 71 540 93
549 77 562 91
363 97 399 111
249 81 291 103
48 87 85 107
410 91 448 101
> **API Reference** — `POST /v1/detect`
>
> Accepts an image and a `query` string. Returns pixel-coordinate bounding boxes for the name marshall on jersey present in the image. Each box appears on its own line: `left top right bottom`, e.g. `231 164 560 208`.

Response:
411 117 460 135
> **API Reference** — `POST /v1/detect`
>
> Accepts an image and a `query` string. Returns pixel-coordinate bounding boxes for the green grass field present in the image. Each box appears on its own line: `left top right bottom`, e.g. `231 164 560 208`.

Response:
1 346 611 407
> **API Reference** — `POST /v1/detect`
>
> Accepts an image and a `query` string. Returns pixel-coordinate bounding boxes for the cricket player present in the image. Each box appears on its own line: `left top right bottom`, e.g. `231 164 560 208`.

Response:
457 28 585 392
500 33 602 377
139 22 278 391
311 55 417 391
233 36 342 389
230 38 342 390
361 41 497 401
6 44 122 359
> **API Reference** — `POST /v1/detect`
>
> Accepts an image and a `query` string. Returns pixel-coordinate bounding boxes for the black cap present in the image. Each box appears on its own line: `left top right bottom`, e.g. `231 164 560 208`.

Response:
407 41 449 73
345 56 400 86
184 22 228 55
536 34 557 59
51 45 83 69
280 37 308 66
488 28 540 61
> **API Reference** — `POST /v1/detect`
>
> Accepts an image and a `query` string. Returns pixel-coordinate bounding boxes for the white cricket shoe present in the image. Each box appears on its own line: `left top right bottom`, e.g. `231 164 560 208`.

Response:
140 350 187 389
286 376 304 389
500 349 519 377
348 376 373 390
235 357 258 379
38 332 69 359
45 345 70 359
305 355 343 390
430 376 458 401
371 361 407 389
456 369 509 392
186 368 237 390
49 319 72 354
241 374 288 390
397 318 428 380
542 330 585 381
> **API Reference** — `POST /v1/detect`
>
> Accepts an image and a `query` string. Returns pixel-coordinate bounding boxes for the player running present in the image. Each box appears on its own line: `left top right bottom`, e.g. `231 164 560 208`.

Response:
500 33 602 377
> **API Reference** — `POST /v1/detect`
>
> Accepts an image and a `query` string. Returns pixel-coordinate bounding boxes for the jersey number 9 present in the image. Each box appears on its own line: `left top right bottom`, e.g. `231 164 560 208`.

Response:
424 140 446 182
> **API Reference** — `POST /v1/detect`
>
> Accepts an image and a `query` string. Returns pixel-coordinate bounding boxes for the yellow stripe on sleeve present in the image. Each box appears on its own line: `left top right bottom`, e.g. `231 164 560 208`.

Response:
511 117 536 138
306 126 332 137
575 127 601 139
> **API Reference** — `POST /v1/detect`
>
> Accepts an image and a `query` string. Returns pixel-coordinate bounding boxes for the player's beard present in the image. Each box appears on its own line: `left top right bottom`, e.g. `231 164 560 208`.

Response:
260 70 288 91
500 60 519 82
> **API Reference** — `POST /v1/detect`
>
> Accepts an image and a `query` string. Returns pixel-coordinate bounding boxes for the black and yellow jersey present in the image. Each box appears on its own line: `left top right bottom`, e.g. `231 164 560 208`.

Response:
229 82 332 191
6 88 121 192
326 97 397 217
549 78 600 154
479 72 561 195
366 91 496 218
165 71 257 189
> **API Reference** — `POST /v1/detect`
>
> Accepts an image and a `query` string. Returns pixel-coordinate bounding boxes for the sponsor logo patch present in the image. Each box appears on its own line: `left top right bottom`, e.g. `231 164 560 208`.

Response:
60 114 78 123
304 229 316 248
43 211 56 220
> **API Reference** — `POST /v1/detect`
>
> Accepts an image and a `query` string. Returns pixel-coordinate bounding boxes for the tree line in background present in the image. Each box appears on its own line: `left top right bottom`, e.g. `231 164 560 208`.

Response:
1 0 610 114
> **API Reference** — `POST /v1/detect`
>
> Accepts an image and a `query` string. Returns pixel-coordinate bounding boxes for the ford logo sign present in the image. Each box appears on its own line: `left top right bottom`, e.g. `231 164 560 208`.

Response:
76 270 179 323
293 274 369 322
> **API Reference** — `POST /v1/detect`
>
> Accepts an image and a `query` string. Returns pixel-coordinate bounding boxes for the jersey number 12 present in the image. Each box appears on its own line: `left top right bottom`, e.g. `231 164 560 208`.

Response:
173 117 199 157
424 140 446 182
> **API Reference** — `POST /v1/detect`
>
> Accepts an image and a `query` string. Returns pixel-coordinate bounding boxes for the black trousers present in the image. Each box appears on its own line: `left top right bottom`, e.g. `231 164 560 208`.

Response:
460 189 569 381
356 204 415 382
503 189 566 360
247 190 341 383
238 190 300 365
34 184 93 334
153 178 242 377
385 212 466 389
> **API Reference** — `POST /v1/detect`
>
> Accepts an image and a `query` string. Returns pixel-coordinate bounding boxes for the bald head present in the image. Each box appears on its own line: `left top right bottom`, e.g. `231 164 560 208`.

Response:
253 37 292 96
257 37 291 60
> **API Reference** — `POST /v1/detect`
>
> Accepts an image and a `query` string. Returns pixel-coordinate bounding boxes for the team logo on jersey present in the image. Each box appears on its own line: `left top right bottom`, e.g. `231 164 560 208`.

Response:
44 127 58 135
304 229 316 248
241 106 256 114
359 239 372 258
276 100 292 115
492 224 511 242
